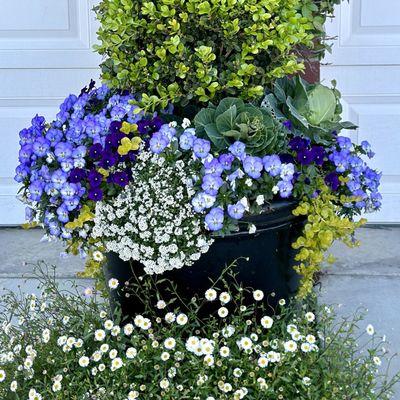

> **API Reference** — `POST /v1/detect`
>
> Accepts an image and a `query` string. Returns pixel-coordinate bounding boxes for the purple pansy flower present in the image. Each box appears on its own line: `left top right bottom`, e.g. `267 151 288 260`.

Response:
310 146 325 166
277 180 293 198
32 137 51 157
111 171 130 187
204 158 224 176
88 169 103 188
218 154 234 170
88 187 103 201
325 171 340 191
99 151 118 169
191 192 216 212
179 129 196 150
89 143 103 160
54 142 73 161
289 136 309 152
69 168 87 183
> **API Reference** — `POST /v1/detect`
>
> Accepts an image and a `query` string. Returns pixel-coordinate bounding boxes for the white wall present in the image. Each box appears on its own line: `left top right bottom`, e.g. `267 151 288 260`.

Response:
0 0 100 225
321 0 400 223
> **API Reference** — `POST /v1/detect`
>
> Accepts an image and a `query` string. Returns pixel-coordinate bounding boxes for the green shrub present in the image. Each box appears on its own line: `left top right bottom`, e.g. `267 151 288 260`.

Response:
94 0 319 110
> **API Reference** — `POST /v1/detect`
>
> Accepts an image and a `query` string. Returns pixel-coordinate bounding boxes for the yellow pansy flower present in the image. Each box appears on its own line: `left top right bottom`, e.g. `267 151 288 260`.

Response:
117 136 142 156
120 122 138 134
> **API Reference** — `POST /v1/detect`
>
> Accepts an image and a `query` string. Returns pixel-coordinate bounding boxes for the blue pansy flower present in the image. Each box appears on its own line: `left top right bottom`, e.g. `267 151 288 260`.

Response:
149 132 169 154
228 141 246 158
242 156 263 179
179 128 196 150
193 138 211 159
263 155 281 177
227 202 245 220
191 192 216 213
205 207 224 231
277 180 293 198
201 174 224 196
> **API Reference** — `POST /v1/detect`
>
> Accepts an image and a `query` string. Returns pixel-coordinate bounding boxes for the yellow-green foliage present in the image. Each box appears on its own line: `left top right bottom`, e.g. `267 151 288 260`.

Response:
292 185 366 298
94 0 316 109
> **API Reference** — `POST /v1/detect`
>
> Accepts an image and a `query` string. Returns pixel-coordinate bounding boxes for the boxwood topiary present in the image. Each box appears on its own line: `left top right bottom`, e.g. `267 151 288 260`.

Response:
94 0 319 110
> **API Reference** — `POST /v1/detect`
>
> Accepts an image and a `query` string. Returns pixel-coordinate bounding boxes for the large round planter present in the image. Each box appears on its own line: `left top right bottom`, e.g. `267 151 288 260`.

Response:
104 200 305 319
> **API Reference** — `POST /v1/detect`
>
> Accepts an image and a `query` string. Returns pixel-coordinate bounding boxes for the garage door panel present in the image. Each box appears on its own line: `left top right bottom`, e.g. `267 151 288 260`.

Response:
324 1 400 65
0 0 100 225
322 2 400 223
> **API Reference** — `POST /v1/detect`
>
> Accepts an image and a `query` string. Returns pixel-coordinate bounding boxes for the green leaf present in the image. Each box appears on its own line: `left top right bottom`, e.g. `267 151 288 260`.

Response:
194 108 216 135
215 106 237 133
307 84 337 125
286 97 309 129
204 123 228 149
222 129 243 139
215 97 244 115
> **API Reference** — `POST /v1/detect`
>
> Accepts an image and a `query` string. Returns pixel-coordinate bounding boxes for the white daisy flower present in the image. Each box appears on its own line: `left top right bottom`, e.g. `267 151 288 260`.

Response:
176 313 188 325
219 292 231 304
218 307 229 318
284 340 297 353
219 346 230 358
366 324 375 336
78 356 89 367
260 316 273 329
94 329 106 341
258 356 268 368
108 278 119 290
305 312 315 322
253 290 264 301
126 347 137 359
164 337 176 350
93 251 104 262
205 288 217 301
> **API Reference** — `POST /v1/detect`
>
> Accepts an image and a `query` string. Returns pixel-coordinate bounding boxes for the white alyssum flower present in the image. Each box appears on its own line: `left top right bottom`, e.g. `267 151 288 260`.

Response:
93 151 213 274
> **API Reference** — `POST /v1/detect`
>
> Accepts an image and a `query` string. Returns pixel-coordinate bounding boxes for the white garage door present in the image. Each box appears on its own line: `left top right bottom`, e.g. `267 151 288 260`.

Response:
0 0 100 225
321 0 400 223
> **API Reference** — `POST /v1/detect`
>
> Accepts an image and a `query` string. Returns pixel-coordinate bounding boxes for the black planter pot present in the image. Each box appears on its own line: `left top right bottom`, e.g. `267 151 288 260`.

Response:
104 200 305 319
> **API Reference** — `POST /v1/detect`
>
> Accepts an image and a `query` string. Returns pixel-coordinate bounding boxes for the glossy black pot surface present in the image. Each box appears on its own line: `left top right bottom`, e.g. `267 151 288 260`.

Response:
104 200 305 319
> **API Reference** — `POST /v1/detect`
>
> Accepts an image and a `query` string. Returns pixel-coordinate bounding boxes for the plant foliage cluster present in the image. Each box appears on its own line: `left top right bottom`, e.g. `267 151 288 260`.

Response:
95 0 319 109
